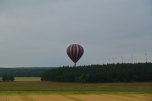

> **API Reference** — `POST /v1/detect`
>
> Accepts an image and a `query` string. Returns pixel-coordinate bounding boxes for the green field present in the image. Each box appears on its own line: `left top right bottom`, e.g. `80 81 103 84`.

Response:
0 81 151 101
0 81 151 95
15 77 41 81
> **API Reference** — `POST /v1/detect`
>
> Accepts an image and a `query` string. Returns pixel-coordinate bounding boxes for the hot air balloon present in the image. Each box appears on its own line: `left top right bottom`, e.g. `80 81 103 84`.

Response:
67 44 84 66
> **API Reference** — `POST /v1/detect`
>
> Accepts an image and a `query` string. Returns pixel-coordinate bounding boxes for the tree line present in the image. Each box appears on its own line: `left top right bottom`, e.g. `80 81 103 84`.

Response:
41 63 152 83
0 67 52 77
1 74 15 82
0 67 53 81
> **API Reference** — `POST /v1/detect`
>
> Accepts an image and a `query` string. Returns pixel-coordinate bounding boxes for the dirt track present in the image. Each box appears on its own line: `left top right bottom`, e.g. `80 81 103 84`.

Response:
0 95 151 101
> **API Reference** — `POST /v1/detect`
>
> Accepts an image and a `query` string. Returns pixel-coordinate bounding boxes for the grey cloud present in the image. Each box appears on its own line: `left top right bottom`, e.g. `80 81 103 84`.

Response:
0 0 152 67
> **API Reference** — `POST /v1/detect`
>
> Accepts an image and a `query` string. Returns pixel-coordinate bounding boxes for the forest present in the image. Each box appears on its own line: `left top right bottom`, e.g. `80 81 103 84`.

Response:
0 63 152 83
41 63 152 83
0 67 52 77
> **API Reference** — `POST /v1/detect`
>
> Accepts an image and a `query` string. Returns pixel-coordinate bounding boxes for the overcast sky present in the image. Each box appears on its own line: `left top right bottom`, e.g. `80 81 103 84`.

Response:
0 0 152 67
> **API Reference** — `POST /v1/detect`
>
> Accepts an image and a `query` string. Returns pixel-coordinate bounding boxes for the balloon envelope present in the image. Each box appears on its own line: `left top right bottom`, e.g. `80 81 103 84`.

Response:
67 44 84 63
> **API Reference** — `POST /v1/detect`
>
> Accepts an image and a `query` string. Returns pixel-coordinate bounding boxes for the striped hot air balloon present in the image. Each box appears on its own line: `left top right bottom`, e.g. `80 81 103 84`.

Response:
67 44 84 66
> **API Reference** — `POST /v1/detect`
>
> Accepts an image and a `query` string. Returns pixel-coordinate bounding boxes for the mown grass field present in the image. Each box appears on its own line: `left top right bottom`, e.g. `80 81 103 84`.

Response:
15 77 41 81
0 80 152 101
0 81 151 95
0 94 152 101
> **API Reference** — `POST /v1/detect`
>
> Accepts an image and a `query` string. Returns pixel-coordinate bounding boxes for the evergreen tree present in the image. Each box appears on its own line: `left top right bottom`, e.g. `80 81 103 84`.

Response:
41 63 152 83
2 74 15 82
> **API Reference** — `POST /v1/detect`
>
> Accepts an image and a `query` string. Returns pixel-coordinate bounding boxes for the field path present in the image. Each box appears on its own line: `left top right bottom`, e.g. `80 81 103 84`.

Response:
0 95 151 101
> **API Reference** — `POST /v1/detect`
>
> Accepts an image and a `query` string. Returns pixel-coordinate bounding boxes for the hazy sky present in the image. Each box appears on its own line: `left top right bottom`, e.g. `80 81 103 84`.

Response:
0 0 152 67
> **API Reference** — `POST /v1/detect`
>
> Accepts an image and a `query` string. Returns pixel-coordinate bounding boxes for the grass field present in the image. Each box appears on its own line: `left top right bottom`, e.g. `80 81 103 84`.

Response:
0 81 151 101
0 81 151 95
15 77 41 81
0 94 151 101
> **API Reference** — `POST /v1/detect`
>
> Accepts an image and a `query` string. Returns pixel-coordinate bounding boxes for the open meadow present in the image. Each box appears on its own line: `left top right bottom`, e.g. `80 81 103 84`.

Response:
15 77 41 82
0 80 151 101
0 94 152 101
